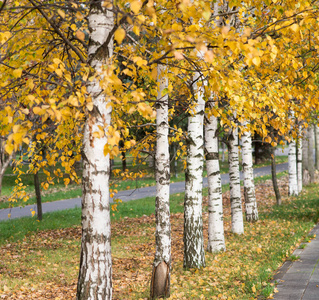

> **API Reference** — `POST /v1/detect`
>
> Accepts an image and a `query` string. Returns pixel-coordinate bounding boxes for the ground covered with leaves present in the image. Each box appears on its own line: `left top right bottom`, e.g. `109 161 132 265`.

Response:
0 177 318 299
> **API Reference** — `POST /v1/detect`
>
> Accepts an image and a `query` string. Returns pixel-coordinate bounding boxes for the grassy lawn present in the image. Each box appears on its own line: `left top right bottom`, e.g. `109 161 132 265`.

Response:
0 175 318 299
0 153 288 210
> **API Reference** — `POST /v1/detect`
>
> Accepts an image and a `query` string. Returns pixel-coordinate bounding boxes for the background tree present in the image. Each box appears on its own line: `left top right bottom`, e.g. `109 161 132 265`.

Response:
205 97 225 253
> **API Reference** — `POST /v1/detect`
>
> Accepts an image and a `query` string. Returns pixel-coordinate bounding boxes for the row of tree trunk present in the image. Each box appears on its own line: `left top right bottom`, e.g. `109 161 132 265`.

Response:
288 124 319 198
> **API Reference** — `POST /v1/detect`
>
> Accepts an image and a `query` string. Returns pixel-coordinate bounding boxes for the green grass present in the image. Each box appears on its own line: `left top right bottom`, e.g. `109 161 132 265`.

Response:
0 208 81 244
287 255 300 261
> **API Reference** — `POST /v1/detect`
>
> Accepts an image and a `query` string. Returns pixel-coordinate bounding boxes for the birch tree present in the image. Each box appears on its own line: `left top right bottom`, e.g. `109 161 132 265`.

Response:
241 124 258 222
205 99 225 253
308 126 315 183
297 131 303 193
315 125 319 170
271 147 281 205
77 2 113 299
183 74 205 269
150 64 171 299
227 120 244 234
288 139 298 196
302 130 310 185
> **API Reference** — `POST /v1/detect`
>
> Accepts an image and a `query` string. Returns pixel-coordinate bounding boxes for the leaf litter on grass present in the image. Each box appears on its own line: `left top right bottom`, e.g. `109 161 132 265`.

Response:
0 176 317 299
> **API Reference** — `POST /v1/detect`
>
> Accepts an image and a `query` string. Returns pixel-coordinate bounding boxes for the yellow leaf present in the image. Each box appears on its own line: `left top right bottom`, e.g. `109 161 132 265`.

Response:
133 25 140 36
252 57 261 67
204 50 215 63
0 31 11 42
13 69 22 78
174 51 184 60
55 69 63 77
12 132 23 143
57 9 65 18
71 24 77 31
291 23 299 32
114 28 126 44
252 285 256 293
86 102 94 111
131 0 142 14
21 108 29 115
5 144 14 155
27 95 35 102
75 11 83 20
23 138 30 144
33 107 45 115
27 79 34 90
151 67 157 80
202 11 211 21
12 125 20 133
76 30 85 41
265 136 272 143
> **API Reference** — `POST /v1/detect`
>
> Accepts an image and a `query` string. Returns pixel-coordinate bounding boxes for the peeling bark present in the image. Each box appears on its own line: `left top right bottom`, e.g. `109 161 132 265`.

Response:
297 131 302 193
77 2 113 299
241 124 258 222
308 126 315 183
150 64 171 299
288 139 298 196
205 99 225 253
228 123 244 235
183 73 205 269
302 130 310 186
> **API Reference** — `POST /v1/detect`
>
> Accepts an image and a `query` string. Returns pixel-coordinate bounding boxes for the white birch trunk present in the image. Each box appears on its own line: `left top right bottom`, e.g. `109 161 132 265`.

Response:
205 100 225 253
228 124 244 235
297 134 303 193
288 139 298 196
77 3 113 300
308 126 315 183
302 130 310 185
241 124 258 222
150 65 171 299
315 125 319 170
183 73 205 269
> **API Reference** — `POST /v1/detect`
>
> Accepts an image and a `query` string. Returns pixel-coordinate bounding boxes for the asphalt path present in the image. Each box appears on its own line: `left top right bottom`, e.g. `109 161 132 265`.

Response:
273 223 319 299
0 162 288 221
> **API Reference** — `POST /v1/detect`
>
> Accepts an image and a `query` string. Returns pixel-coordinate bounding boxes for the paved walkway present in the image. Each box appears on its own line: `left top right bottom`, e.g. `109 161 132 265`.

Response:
0 163 288 221
273 223 319 300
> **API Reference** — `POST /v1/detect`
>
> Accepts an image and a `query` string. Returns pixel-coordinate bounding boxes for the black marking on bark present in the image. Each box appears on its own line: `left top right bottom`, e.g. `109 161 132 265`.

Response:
206 152 219 160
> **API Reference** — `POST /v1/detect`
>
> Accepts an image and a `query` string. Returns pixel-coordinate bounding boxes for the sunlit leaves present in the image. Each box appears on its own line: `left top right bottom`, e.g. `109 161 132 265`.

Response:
12 69 22 78
130 0 142 14
114 28 126 44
